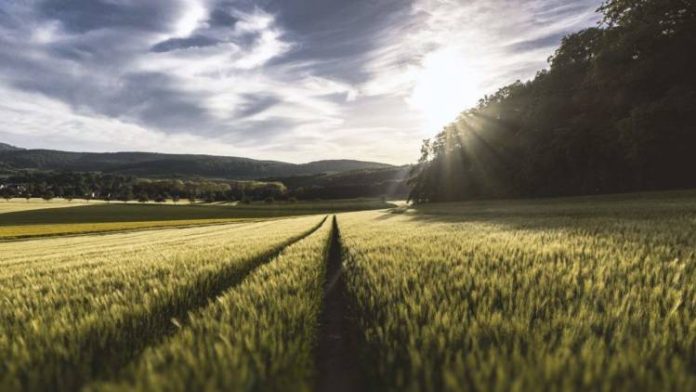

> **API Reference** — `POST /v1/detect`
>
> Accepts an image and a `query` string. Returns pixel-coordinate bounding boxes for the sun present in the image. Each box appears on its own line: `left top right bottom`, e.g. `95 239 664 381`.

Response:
408 47 485 134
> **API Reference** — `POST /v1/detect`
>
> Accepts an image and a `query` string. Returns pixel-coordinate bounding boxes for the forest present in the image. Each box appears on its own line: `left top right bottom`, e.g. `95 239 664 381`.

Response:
0 171 287 203
408 0 696 203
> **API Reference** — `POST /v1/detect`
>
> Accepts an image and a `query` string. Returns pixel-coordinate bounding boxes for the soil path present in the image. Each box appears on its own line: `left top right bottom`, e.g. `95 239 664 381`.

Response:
315 216 365 392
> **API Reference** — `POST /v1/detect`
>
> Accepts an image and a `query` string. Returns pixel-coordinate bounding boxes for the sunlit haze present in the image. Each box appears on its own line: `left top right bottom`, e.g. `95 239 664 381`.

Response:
0 0 602 164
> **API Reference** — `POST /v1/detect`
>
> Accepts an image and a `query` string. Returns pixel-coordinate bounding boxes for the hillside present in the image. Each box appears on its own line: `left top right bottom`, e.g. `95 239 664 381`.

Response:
0 146 393 180
0 143 22 152
263 165 412 199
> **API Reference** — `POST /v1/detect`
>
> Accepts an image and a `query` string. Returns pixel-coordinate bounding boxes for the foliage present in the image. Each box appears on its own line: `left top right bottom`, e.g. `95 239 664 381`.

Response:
265 166 412 200
0 171 288 202
0 165 406 203
409 0 696 202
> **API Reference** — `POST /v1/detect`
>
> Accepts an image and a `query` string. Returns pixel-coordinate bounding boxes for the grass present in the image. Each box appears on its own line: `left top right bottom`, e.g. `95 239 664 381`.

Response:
338 190 696 391
90 216 333 391
0 216 325 391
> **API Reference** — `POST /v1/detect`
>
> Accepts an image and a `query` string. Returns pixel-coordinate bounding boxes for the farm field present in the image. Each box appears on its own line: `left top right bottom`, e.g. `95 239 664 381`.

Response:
2 191 695 391
90 216 334 391
0 219 258 240
340 191 696 391
0 215 326 390
0 198 104 214
0 198 392 239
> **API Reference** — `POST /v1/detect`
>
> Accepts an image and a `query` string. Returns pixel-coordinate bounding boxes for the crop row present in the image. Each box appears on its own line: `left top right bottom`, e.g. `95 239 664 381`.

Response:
89 215 333 391
339 209 696 391
0 216 325 391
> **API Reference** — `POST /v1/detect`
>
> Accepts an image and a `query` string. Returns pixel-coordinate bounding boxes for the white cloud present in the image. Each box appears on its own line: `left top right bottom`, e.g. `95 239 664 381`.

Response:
0 83 241 156
0 0 603 165
358 0 602 139
171 0 209 38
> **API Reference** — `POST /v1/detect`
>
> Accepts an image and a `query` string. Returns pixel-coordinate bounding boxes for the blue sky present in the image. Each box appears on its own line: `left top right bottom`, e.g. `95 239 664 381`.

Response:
0 0 602 164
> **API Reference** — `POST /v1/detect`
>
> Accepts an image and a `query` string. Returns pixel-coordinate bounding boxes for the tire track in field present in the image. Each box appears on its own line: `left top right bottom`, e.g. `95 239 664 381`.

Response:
315 216 366 392
22 216 328 392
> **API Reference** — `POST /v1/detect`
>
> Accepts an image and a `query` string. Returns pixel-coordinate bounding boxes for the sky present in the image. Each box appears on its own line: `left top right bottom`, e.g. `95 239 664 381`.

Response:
0 0 603 164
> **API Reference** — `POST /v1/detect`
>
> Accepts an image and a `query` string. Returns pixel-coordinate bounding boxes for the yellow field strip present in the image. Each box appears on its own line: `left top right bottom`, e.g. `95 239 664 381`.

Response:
0 218 264 240
0 199 104 214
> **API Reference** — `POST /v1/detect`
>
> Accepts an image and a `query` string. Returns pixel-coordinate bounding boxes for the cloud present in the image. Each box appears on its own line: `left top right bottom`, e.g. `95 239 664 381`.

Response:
0 0 603 164
357 0 602 131
151 35 222 53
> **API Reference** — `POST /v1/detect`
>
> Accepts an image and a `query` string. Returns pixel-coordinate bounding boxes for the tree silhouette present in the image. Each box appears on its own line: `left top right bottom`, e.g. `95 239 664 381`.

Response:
409 0 696 203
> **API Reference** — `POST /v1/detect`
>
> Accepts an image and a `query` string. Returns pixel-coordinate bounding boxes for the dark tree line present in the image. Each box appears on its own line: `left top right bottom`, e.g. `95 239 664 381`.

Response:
409 0 696 203
0 171 287 203
265 167 411 200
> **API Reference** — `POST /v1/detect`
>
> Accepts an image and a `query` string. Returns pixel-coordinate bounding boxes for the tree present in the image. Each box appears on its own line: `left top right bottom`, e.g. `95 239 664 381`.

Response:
203 191 216 203
409 0 696 203
63 189 75 203
42 191 55 202
599 0 695 29
118 190 134 203
1 189 12 202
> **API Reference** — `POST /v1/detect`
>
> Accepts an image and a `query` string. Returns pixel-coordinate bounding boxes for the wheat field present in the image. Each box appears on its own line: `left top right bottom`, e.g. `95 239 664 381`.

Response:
2 192 695 391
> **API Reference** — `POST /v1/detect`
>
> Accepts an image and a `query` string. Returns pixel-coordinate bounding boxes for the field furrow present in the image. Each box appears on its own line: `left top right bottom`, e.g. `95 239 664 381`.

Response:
88 215 333 391
0 215 326 391
315 216 365 392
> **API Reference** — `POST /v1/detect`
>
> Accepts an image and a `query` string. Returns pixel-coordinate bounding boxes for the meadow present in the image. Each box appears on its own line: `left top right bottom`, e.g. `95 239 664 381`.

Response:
1 191 695 391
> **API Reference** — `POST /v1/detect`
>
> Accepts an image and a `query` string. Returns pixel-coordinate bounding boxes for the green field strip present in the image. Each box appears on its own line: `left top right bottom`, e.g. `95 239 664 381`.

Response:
1 216 327 392
88 216 334 391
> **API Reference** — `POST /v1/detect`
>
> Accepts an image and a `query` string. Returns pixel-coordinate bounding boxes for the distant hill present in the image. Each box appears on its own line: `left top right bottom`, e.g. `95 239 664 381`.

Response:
0 145 393 180
0 143 22 152
295 160 394 175
263 166 412 199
